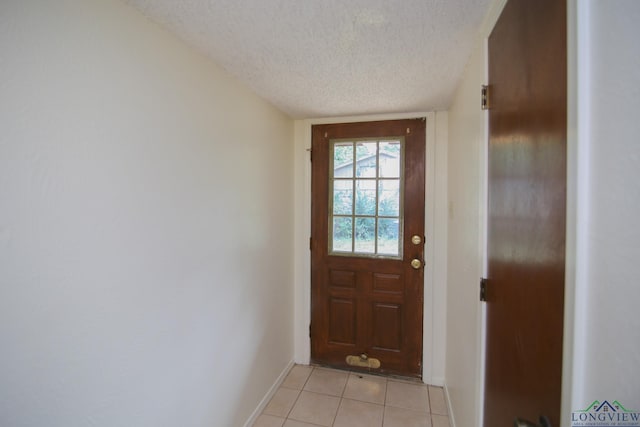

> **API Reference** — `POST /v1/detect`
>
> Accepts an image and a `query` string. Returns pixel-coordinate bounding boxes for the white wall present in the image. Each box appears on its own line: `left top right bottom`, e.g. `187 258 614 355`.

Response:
292 119 312 366
292 112 449 386
445 36 487 427
0 1 294 426
569 0 640 413
444 1 508 425
430 112 449 386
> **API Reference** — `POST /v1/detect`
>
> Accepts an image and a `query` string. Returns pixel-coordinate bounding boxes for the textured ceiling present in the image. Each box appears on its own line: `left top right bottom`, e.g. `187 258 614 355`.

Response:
125 0 492 118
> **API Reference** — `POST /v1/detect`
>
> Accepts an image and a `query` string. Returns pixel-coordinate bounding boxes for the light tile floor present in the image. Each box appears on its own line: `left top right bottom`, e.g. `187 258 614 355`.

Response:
253 365 450 427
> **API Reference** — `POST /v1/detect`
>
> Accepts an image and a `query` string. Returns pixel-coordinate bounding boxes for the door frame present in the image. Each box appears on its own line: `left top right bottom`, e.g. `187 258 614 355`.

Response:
292 111 448 385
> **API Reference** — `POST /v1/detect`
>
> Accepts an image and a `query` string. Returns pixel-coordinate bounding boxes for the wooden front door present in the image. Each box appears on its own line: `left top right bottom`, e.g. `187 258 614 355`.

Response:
310 119 425 378
484 0 567 426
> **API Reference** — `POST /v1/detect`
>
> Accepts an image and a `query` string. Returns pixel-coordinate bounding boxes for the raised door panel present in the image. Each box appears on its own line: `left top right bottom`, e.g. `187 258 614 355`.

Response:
328 298 357 346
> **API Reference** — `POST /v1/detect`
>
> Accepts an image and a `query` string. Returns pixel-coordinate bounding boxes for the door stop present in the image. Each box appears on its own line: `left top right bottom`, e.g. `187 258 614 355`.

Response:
345 354 381 369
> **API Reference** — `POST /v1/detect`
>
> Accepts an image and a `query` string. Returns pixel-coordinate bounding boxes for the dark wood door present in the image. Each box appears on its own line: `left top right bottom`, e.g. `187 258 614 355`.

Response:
310 119 425 377
484 0 567 426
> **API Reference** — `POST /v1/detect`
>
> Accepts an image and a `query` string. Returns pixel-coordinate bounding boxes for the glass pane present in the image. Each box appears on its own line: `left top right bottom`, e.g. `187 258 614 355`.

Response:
354 217 375 253
378 180 400 216
333 142 354 178
377 218 400 256
355 142 377 177
332 217 353 252
333 180 353 215
355 180 376 215
328 137 404 259
379 141 401 178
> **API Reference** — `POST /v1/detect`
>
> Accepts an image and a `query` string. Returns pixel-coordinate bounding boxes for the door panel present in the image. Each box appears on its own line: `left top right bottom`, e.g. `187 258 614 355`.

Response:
311 119 425 377
371 303 402 350
484 0 567 426
328 298 356 345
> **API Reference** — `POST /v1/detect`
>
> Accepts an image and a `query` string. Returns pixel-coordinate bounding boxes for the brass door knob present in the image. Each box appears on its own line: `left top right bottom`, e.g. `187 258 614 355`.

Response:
410 259 422 270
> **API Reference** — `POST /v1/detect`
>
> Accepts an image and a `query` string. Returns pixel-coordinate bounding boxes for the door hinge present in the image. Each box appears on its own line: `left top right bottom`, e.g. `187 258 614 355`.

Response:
306 148 313 162
309 237 312 251
309 323 312 338
481 85 491 110
480 277 488 302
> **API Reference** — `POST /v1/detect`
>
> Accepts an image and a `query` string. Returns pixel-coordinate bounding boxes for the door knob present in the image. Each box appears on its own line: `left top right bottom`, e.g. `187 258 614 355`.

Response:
410 259 422 270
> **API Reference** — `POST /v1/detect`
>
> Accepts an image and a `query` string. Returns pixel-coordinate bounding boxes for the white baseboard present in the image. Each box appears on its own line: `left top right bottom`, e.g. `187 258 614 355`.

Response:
443 383 456 427
243 360 295 427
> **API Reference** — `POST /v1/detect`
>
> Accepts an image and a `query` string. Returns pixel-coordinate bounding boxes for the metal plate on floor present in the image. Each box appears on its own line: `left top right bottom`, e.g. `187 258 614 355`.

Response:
345 355 381 369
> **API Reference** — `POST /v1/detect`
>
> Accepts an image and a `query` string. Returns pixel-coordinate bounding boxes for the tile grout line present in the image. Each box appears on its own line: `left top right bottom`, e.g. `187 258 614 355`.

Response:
381 376 388 427
285 365 315 423
278 365 313 423
329 369 349 427
283 387 301 421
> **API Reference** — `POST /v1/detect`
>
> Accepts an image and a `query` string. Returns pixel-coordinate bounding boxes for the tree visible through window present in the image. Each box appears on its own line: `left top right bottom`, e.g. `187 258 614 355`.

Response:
330 139 403 257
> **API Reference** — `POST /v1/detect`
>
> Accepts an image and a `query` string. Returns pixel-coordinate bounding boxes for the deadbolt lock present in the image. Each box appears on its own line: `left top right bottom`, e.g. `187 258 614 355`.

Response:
411 235 422 245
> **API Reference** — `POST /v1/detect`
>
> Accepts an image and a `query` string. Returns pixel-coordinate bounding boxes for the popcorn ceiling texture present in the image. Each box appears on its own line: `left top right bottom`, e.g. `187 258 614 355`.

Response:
124 0 491 118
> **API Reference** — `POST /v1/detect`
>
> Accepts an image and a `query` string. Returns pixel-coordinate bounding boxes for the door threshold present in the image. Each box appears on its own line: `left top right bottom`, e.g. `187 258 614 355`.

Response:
309 362 423 383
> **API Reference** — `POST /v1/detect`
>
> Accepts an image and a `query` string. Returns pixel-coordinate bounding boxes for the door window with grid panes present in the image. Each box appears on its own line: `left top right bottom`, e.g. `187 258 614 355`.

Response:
329 139 404 258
